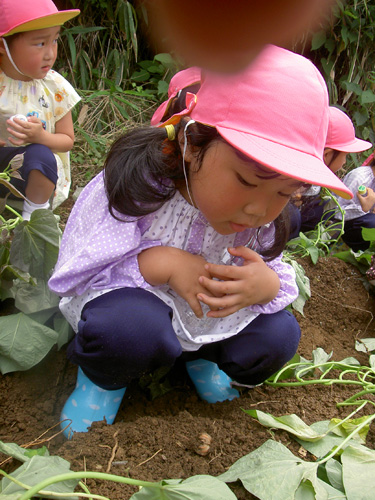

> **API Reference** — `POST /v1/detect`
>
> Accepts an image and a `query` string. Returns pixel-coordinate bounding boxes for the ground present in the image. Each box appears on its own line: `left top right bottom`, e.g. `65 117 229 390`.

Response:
1 256 375 499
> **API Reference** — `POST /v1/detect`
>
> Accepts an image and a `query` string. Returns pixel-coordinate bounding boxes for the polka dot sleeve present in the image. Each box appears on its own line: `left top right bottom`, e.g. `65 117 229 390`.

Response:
48 173 161 296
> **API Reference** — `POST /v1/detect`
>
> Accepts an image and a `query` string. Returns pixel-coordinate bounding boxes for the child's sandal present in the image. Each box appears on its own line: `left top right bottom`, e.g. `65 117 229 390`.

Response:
185 359 240 403
60 368 126 439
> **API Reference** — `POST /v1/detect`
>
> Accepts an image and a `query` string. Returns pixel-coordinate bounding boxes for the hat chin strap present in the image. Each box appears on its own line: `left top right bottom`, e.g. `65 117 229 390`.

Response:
2 37 28 77
183 119 196 207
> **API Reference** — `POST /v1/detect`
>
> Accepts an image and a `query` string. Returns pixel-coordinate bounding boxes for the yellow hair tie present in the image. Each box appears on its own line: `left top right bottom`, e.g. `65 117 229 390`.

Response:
165 124 176 141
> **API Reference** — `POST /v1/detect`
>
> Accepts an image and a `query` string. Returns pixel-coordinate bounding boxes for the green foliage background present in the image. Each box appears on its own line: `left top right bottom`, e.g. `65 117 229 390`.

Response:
307 0 375 163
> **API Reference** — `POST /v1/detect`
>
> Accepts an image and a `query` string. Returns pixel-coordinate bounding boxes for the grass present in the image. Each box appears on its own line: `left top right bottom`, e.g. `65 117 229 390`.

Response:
53 89 158 227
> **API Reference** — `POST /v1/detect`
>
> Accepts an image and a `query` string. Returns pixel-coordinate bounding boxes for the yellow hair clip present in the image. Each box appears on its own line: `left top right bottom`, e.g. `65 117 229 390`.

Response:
165 124 176 141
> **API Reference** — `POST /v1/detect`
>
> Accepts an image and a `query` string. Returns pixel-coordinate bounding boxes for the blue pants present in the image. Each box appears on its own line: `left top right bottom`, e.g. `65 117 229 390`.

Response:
67 288 301 390
343 213 375 251
0 144 57 198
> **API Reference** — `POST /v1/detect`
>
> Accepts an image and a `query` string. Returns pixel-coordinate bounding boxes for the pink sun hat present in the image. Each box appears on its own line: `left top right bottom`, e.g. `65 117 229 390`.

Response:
151 67 201 126
325 106 372 153
164 44 353 199
0 0 80 37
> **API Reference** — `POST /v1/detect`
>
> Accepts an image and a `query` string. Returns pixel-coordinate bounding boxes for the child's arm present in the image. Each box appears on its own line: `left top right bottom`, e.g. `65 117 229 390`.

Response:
197 246 294 318
6 112 75 153
138 246 215 318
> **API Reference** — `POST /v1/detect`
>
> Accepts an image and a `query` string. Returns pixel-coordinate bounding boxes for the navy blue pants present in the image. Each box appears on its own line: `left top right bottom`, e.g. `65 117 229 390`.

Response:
0 144 57 198
67 288 301 390
343 213 375 251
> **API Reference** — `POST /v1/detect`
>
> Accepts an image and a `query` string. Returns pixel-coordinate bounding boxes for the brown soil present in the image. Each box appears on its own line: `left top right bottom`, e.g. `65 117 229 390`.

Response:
1 256 375 499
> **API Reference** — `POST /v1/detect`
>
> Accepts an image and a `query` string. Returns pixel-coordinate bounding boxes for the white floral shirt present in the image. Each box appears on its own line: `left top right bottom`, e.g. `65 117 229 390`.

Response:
0 69 81 208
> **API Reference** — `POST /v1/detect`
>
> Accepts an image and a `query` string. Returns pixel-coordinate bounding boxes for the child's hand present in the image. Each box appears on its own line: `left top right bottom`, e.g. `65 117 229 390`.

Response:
138 246 216 318
6 116 45 146
0 139 5 147
197 246 280 318
358 187 375 213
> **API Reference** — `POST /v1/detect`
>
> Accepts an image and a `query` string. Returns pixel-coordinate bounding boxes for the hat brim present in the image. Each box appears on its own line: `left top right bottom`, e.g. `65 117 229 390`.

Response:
2 10 80 36
151 100 171 126
327 137 373 153
217 126 353 199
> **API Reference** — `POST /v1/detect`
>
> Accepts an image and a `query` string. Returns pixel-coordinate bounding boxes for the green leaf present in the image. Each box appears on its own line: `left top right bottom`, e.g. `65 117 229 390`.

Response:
66 31 77 66
307 245 320 264
12 279 60 314
312 347 333 367
329 416 370 444
158 79 169 96
218 440 323 499
10 210 61 279
54 312 74 349
154 53 175 65
325 458 344 492
244 410 327 442
360 90 375 104
0 313 58 374
131 69 150 82
341 81 362 95
355 338 375 353
130 475 237 499
361 227 375 242
0 455 78 498
295 420 366 459
311 31 327 50
342 445 375 499
24 446 48 458
0 441 48 463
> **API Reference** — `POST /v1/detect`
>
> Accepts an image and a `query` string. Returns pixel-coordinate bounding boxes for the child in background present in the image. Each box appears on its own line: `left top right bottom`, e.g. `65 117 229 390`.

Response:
0 0 80 219
289 106 372 239
336 152 375 251
48 45 352 437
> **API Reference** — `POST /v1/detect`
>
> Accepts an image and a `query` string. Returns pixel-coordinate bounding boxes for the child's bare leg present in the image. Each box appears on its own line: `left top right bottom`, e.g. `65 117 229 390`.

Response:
25 169 55 204
22 170 55 220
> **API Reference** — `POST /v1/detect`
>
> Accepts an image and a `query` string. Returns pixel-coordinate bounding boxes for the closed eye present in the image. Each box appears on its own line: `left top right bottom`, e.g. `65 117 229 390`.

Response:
278 191 294 198
236 174 256 188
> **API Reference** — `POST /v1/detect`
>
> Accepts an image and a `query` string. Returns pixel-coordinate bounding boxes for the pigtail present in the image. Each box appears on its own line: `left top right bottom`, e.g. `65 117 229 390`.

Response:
104 126 183 219
104 121 220 220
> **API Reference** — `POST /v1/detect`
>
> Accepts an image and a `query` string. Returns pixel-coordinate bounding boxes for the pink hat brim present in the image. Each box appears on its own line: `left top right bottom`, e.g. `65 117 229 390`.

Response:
1 10 80 37
327 137 372 153
151 100 171 126
217 126 353 199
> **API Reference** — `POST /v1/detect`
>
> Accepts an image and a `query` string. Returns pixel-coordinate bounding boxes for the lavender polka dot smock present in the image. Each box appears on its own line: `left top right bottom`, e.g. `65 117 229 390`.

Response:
48 172 298 352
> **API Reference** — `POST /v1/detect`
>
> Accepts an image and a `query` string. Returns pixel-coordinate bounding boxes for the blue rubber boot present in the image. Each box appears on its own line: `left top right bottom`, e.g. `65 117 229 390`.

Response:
60 368 126 439
185 359 240 403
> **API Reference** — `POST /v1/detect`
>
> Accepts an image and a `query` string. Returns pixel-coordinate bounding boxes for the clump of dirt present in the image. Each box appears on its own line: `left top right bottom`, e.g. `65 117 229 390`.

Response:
1 257 375 500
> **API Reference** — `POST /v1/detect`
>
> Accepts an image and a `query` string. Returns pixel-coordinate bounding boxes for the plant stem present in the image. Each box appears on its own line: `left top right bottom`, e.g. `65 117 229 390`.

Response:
4 204 22 219
318 411 375 465
18 471 166 500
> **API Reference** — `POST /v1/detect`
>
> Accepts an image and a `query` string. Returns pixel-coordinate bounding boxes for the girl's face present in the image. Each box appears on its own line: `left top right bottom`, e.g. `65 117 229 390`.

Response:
181 139 302 234
0 26 60 81
323 148 348 174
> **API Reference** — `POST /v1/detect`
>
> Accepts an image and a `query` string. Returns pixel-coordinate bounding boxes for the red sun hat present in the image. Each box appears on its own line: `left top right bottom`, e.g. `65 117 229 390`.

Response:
151 67 201 126
163 45 353 199
0 0 80 37
325 107 372 153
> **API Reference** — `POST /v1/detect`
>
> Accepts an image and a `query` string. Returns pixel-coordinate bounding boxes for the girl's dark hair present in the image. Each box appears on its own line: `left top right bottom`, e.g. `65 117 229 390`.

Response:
3 33 21 46
104 121 291 260
104 120 217 218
